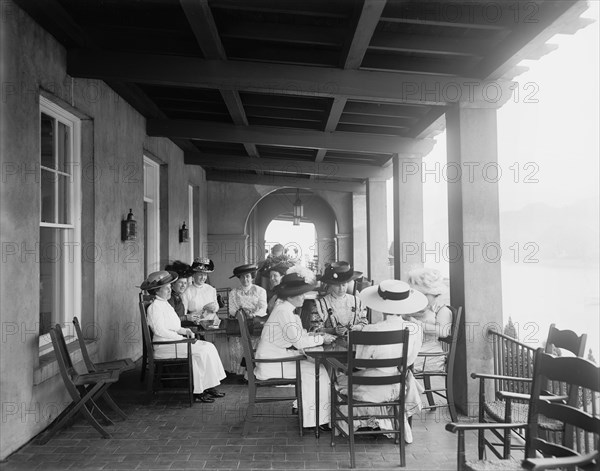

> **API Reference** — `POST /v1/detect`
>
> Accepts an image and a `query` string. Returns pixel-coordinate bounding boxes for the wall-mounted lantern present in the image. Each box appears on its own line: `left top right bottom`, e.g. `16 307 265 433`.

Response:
121 209 137 241
179 221 189 243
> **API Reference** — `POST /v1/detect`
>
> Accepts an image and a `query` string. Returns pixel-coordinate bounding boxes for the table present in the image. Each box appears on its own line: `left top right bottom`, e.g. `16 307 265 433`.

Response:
303 339 352 438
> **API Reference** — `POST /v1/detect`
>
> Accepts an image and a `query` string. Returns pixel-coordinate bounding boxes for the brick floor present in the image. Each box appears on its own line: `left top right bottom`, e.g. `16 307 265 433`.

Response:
0 364 479 470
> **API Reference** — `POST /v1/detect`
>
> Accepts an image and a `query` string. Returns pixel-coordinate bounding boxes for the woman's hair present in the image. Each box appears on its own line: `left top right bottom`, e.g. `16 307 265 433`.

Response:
407 267 446 296
147 288 159 297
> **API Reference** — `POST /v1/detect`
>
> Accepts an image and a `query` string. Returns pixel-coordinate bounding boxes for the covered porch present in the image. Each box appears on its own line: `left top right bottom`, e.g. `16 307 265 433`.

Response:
0 0 593 461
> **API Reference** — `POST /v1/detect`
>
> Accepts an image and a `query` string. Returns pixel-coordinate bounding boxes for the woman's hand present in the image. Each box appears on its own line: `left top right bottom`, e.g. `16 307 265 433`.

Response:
179 328 194 338
322 333 337 345
335 324 349 336
350 324 364 332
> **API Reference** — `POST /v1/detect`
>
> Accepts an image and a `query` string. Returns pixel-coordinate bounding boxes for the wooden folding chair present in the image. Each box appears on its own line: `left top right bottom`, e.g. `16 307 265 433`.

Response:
446 348 600 470
414 306 462 422
37 325 121 444
327 328 411 468
139 297 196 406
237 310 304 436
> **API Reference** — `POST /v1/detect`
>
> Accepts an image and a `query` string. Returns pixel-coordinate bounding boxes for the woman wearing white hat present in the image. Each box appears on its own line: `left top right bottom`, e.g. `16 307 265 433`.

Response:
406 268 453 373
336 279 427 443
141 270 227 403
255 272 336 430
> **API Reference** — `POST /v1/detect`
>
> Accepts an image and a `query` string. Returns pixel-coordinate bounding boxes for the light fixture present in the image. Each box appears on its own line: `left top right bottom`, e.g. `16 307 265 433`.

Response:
179 221 189 243
121 209 137 241
293 189 303 226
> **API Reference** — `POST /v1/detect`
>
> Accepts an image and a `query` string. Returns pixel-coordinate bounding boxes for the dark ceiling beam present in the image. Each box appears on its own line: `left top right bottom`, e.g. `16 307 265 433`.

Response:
219 21 344 47
343 0 387 69
184 153 392 180
369 32 491 57
148 120 434 156
379 16 506 30
68 51 510 106
205 170 365 194
405 107 447 139
315 149 327 164
209 0 350 19
324 97 347 132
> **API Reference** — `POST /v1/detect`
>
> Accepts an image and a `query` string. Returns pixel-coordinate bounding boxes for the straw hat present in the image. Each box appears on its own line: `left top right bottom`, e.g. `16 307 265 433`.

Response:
407 268 446 296
140 271 178 291
317 261 362 285
273 273 316 298
191 258 215 273
229 263 258 279
359 280 428 315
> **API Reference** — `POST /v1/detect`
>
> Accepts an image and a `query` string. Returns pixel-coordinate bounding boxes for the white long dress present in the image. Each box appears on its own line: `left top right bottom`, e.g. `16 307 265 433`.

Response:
254 300 330 428
147 296 226 394
227 284 267 374
336 315 423 441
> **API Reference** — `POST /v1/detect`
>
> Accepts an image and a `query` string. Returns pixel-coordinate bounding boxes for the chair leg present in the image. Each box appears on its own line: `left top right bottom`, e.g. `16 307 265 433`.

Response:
100 392 127 420
423 375 436 409
296 377 303 434
87 398 114 426
243 391 255 436
399 407 406 467
446 372 458 422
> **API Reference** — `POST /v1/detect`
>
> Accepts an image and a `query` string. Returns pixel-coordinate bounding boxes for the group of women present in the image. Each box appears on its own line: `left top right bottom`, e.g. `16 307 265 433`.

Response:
140 256 452 435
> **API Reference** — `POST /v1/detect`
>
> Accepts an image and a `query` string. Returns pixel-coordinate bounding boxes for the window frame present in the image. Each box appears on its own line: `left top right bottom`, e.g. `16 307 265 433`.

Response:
38 96 82 351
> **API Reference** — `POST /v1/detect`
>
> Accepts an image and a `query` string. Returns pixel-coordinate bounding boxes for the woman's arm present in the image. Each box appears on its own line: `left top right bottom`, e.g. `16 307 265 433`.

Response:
253 286 268 318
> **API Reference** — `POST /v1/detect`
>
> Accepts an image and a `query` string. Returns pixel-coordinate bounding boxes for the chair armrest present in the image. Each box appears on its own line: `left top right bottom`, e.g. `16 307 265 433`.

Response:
254 355 305 364
470 372 532 382
418 351 446 358
445 422 528 433
522 452 599 470
326 358 348 374
497 390 568 402
152 338 197 346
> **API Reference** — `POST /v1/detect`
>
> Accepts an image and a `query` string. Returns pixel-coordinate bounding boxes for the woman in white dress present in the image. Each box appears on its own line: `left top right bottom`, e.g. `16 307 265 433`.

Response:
182 258 219 323
336 279 427 443
254 272 336 430
405 268 453 373
314 262 368 335
228 264 268 375
142 270 227 403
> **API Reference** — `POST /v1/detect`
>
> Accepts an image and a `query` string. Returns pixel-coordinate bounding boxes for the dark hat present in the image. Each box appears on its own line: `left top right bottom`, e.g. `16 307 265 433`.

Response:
317 261 362 285
268 263 290 276
191 258 214 273
229 263 258 279
140 271 178 291
274 273 316 298
164 260 194 278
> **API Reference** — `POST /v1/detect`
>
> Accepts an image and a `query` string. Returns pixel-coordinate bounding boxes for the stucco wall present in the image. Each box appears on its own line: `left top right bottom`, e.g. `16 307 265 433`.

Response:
0 2 206 459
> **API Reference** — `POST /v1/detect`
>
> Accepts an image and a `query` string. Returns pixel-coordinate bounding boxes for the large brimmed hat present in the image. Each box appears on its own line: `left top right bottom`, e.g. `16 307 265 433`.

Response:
359 280 428 315
407 268 446 296
274 273 316 298
164 260 194 278
140 270 178 291
191 258 214 273
229 263 258 279
318 261 362 285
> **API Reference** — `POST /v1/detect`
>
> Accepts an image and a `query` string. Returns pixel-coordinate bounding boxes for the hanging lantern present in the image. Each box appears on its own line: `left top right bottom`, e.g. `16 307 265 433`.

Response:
293 189 303 226
179 221 189 243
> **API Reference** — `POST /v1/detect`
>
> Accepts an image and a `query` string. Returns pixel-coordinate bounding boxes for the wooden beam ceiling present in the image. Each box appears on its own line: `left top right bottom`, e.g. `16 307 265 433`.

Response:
68 51 511 106
148 120 434 156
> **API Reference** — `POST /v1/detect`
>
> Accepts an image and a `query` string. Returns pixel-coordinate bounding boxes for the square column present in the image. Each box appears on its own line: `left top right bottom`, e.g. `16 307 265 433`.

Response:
392 155 424 281
446 105 503 415
352 193 368 274
366 178 390 284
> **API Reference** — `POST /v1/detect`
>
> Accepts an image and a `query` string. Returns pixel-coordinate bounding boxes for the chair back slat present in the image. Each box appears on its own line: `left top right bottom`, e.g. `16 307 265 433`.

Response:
236 310 256 386
525 349 600 461
138 296 155 361
49 325 79 396
72 317 95 372
545 323 587 357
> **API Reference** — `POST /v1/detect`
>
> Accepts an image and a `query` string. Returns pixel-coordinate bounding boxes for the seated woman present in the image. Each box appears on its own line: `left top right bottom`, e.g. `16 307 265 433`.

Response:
265 262 290 315
406 268 453 373
254 271 336 430
227 264 268 375
141 270 226 403
163 261 194 326
336 279 426 443
314 262 369 335
181 258 219 324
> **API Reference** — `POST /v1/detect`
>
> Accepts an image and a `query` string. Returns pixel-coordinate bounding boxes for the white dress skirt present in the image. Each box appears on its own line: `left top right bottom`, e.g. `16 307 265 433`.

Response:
254 300 330 428
147 296 226 394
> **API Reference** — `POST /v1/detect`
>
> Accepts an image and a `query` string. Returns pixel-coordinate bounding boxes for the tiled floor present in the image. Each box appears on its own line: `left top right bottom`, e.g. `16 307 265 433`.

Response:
0 365 475 470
